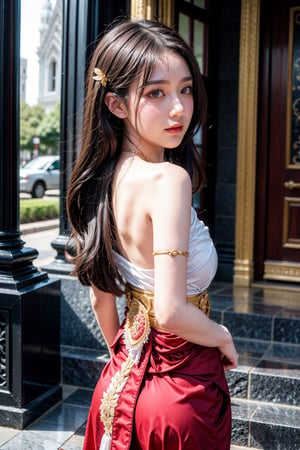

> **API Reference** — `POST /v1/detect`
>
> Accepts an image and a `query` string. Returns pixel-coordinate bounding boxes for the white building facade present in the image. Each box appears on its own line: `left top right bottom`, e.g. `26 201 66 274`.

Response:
20 57 27 102
37 0 62 112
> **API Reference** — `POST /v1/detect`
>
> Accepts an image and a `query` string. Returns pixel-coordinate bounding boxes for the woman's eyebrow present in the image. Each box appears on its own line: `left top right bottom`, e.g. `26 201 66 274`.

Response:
144 76 193 86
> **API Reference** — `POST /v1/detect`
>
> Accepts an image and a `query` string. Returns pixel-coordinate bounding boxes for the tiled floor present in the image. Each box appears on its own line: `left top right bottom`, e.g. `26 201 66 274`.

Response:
0 281 299 449
209 281 300 345
0 386 91 449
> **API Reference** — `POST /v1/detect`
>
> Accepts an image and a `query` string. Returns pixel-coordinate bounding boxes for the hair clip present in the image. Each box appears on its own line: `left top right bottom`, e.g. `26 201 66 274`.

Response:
92 68 108 87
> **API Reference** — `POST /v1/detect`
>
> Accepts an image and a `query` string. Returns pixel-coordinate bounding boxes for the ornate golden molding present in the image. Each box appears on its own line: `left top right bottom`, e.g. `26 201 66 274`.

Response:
234 0 261 286
286 7 300 169
264 260 300 282
158 0 174 27
283 196 300 249
131 0 156 20
131 0 174 25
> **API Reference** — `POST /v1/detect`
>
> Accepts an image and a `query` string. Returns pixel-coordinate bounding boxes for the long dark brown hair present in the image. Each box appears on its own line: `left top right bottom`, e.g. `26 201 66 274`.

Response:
66 19 207 295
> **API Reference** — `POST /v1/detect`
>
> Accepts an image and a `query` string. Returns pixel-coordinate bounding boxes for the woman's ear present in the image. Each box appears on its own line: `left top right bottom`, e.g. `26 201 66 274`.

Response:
104 92 127 119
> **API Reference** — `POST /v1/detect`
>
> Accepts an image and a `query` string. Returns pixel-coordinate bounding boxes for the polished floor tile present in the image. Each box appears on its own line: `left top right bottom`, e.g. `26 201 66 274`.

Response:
264 342 300 363
250 403 300 450
0 387 91 449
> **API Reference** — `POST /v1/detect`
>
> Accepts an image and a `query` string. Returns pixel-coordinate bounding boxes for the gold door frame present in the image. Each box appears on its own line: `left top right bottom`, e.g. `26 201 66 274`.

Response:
233 0 261 286
131 0 174 26
130 0 261 287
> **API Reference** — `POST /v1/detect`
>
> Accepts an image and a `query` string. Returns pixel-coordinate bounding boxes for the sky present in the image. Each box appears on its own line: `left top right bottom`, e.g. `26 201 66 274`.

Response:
20 0 54 105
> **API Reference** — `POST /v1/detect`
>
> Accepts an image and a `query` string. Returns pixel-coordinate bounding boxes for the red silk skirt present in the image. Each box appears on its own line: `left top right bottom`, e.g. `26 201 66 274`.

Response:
83 324 231 450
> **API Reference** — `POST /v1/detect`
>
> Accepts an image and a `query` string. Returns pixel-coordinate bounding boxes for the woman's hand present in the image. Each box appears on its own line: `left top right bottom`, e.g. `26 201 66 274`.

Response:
218 325 239 370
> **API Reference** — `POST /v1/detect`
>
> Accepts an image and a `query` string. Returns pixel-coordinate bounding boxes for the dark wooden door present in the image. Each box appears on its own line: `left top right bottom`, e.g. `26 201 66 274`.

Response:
256 0 300 282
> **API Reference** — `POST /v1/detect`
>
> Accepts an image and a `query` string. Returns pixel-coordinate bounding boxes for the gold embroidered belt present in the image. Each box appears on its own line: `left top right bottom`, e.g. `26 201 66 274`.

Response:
126 285 210 330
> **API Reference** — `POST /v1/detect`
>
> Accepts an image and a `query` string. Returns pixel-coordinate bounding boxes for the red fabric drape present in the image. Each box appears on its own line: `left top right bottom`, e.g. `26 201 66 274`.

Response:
83 325 231 450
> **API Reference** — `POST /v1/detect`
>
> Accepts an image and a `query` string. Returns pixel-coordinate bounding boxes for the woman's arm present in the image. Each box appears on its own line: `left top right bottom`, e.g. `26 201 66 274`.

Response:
90 284 120 355
150 164 238 370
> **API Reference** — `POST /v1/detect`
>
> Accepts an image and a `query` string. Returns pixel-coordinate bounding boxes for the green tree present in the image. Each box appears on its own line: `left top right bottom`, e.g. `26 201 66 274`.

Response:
37 101 60 153
20 102 45 151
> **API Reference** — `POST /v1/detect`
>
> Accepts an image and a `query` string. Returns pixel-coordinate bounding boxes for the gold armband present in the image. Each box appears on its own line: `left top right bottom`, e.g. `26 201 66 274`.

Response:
152 249 189 257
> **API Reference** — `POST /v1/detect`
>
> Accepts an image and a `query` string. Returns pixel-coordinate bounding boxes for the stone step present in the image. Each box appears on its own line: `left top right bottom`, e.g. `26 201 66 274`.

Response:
227 338 300 407
231 399 300 449
208 283 300 345
61 345 109 388
231 446 258 450
62 339 300 405
227 334 300 449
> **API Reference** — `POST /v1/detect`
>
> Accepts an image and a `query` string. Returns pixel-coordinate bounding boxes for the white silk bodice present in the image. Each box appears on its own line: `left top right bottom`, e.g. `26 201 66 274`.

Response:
113 207 218 295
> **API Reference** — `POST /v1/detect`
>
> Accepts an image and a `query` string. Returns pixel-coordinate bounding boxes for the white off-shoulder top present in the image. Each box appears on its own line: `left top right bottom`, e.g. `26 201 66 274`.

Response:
113 207 218 295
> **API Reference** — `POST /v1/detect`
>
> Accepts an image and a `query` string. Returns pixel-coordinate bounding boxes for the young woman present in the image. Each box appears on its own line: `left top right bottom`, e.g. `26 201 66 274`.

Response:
67 19 238 450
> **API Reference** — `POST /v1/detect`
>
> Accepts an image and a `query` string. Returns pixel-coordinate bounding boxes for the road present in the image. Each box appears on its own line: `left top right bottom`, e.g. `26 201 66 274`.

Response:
20 190 60 268
20 189 60 200
22 226 59 269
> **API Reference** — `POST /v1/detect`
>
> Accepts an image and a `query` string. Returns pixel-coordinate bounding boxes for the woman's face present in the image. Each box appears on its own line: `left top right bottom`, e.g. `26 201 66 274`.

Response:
123 52 194 155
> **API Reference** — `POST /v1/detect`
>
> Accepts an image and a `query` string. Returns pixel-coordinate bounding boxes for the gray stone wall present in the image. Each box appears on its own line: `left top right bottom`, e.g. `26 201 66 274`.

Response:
213 0 241 280
51 274 125 351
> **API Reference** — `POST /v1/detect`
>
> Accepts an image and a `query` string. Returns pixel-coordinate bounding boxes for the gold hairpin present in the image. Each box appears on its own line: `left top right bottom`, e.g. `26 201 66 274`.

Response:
92 68 108 87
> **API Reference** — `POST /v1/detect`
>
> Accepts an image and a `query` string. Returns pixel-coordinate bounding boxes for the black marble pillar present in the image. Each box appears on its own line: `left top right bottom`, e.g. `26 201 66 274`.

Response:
45 0 129 275
42 1 129 367
0 0 61 428
210 0 241 281
45 0 99 274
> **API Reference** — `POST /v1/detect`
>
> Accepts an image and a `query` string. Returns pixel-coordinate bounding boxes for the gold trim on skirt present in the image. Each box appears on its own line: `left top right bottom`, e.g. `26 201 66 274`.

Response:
126 285 210 330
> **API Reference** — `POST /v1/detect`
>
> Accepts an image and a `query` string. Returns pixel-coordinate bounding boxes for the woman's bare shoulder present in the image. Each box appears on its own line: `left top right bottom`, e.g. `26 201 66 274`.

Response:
146 162 192 215
151 162 192 193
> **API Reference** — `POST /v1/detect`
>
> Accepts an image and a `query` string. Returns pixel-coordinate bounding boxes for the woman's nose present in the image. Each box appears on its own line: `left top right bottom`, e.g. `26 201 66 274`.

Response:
169 97 184 117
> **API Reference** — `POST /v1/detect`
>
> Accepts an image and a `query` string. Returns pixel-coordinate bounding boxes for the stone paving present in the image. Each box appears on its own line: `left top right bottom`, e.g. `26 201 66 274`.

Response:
0 385 89 449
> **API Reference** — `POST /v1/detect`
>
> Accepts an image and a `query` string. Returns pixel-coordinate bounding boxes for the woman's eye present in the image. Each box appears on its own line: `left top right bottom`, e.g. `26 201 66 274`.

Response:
182 86 193 95
147 89 164 99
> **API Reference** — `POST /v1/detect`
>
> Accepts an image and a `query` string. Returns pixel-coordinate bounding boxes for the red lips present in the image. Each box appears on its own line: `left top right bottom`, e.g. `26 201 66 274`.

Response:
165 124 183 133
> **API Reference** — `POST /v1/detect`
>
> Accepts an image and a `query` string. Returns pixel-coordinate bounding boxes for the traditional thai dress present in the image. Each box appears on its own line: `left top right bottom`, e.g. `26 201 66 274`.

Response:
83 207 231 450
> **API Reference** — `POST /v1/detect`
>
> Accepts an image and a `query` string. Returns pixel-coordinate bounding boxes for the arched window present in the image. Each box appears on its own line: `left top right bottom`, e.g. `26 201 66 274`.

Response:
49 60 57 92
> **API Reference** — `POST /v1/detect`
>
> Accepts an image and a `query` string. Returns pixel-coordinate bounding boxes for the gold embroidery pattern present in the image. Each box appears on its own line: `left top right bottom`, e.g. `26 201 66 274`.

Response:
125 293 151 348
194 291 210 317
99 357 134 436
99 294 151 445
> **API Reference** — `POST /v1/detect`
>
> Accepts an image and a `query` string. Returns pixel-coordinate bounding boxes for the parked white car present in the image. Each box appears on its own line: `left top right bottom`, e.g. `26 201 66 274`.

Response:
20 156 60 198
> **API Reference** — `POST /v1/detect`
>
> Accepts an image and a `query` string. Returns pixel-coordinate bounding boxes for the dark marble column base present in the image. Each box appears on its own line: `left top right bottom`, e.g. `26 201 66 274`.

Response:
0 384 62 429
0 277 62 428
